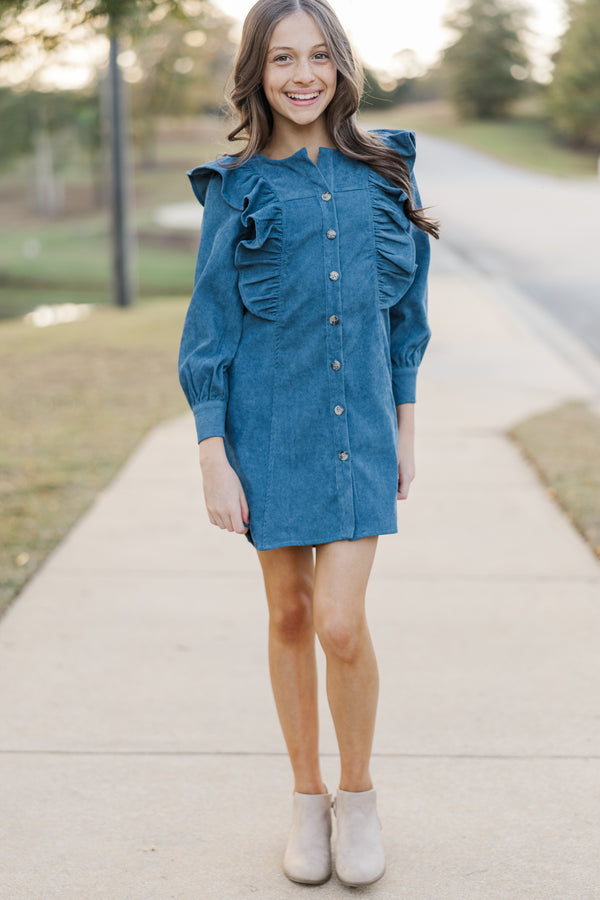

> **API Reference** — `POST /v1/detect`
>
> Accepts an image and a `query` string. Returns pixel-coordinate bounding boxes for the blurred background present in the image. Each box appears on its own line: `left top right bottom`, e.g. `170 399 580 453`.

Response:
1 0 599 609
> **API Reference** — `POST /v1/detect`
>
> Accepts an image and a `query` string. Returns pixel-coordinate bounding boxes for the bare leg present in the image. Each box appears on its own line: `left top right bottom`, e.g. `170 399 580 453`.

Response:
313 537 379 793
257 545 326 795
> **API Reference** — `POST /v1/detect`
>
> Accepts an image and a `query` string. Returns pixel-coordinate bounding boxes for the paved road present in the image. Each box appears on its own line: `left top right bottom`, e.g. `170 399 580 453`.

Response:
415 134 600 359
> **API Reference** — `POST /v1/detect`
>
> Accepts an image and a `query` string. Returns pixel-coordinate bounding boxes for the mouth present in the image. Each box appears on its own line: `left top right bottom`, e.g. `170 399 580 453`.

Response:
284 90 322 106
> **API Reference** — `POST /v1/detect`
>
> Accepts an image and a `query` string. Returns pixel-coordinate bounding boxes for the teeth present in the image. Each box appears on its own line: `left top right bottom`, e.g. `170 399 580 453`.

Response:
287 92 320 100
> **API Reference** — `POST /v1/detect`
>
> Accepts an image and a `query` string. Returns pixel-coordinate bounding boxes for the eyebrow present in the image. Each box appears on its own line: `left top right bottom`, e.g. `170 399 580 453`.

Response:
269 43 328 52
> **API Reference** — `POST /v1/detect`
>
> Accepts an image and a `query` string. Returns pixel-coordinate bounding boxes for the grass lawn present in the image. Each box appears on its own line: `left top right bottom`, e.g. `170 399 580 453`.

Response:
0 300 189 613
510 402 600 559
360 101 599 178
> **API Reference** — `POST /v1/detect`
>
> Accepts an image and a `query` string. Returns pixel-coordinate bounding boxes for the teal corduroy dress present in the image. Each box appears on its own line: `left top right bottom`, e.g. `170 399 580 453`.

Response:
179 129 431 550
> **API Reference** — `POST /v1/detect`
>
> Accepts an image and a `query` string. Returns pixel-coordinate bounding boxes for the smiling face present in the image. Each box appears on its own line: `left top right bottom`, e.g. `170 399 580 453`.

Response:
262 10 338 137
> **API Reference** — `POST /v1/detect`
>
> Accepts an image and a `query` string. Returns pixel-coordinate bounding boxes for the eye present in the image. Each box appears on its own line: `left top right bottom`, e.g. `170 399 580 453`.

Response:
273 54 291 63
314 52 330 60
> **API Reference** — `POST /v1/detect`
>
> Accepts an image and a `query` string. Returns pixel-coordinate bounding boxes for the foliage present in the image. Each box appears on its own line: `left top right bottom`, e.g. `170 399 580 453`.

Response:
546 0 600 149
360 62 447 112
405 66 448 104
360 68 411 110
125 10 235 155
0 0 208 56
0 87 100 166
441 0 531 118
0 0 235 212
0 114 227 319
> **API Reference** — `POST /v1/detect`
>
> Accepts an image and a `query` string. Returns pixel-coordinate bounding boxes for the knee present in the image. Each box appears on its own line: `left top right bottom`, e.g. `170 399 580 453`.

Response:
268 579 313 643
316 612 365 664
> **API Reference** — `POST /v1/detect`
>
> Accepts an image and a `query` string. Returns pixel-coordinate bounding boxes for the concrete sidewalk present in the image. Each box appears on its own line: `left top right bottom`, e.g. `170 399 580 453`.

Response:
1 245 599 899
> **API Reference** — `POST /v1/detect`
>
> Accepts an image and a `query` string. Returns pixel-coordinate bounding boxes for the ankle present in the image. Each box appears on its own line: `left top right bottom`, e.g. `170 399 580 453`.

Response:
338 776 373 793
294 780 328 795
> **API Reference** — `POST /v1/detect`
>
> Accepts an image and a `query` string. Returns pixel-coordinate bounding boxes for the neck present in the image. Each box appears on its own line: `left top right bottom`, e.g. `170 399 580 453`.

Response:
263 118 335 162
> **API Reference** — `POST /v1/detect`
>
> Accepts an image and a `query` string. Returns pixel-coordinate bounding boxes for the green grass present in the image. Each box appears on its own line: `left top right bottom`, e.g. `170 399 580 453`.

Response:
360 101 598 178
0 115 229 320
0 300 189 613
510 402 600 558
0 233 197 320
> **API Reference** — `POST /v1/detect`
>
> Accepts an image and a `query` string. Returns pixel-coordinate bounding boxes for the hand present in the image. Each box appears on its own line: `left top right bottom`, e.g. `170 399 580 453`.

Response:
396 403 416 501
198 438 250 534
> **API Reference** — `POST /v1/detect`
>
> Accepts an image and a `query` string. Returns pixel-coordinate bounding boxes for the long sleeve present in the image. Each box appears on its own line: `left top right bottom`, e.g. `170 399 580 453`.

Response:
389 165 431 405
178 172 245 443
388 150 431 405
368 128 432 405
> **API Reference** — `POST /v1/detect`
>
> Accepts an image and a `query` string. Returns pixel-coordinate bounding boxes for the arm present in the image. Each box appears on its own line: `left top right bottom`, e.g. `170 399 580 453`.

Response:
178 173 249 534
391 169 431 501
396 403 415 500
389 183 431 406
198 437 250 534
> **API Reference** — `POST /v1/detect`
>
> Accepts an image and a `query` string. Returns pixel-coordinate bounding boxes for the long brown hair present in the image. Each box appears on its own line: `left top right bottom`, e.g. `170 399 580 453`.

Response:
224 0 439 239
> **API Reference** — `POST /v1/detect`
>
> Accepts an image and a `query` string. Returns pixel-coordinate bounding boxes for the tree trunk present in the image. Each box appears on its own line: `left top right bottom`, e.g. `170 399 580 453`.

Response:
108 31 134 307
32 129 64 217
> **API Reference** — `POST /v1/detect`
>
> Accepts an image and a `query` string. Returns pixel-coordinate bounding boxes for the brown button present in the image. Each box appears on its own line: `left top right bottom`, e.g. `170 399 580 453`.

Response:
329 315 339 325
334 405 344 416
321 191 332 201
327 229 337 240
331 360 341 371
329 271 340 281
338 451 349 461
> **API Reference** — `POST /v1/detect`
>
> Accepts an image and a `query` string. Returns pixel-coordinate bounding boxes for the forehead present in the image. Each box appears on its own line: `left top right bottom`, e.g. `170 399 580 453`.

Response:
268 10 327 48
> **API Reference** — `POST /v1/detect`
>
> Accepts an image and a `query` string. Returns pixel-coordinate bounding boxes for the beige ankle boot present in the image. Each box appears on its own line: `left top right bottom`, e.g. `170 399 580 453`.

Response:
333 787 386 886
283 790 333 885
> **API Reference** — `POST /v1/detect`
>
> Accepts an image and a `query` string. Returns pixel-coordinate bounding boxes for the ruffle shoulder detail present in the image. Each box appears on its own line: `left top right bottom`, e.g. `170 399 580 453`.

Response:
187 157 283 322
234 172 282 323
367 130 418 309
187 156 249 210
370 128 417 170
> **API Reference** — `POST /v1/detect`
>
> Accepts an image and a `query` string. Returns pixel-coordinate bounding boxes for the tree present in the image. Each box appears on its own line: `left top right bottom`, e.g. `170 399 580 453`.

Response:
0 1 201 56
441 0 530 119
0 0 214 307
0 87 101 214
125 10 235 163
547 0 600 149
360 68 411 110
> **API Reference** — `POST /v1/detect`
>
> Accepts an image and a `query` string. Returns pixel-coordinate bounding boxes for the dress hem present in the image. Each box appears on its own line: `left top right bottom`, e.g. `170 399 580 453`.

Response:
245 525 398 552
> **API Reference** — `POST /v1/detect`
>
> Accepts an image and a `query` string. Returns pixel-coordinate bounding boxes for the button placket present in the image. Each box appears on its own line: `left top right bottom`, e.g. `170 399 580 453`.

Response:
320 185 351 485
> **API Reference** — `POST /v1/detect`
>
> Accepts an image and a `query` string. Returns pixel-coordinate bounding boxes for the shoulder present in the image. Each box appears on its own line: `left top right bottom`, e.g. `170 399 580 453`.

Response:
187 154 280 217
368 128 417 169
187 155 260 211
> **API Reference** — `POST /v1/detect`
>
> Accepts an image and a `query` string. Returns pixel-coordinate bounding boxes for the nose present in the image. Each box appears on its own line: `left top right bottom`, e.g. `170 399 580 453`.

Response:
292 57 315 84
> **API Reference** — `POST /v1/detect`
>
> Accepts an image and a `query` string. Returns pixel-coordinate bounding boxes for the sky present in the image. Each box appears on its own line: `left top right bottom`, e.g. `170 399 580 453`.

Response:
215 0 568 82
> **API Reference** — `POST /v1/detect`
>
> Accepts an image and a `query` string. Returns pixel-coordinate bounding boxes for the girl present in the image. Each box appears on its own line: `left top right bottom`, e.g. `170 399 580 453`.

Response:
179 0 438 887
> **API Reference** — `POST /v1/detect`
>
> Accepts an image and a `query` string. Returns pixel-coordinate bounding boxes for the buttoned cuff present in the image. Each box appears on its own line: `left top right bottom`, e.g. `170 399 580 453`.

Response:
392 367 418 405
192 399 227 443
